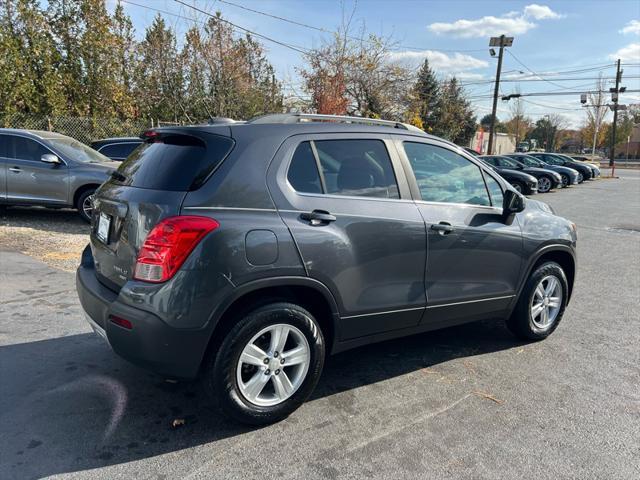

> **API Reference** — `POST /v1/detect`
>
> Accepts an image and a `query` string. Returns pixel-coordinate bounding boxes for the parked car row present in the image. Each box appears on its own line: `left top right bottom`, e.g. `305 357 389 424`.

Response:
463 147 600 195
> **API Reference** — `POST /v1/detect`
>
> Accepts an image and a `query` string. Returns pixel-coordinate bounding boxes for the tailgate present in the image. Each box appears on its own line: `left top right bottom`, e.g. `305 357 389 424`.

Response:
90 183 187 289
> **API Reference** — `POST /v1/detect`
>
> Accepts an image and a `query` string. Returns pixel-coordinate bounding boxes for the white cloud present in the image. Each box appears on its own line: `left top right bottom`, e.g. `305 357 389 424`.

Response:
389 50 488 72
609 43 640 62
523 4 563 20
428 4 563 38
620 20 640 35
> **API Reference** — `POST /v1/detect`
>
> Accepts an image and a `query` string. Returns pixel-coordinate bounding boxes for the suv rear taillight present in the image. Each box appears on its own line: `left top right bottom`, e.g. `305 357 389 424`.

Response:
133 216 219 283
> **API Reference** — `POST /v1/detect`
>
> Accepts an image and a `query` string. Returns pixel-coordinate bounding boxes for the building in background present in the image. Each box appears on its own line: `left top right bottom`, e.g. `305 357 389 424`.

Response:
470 130 516 155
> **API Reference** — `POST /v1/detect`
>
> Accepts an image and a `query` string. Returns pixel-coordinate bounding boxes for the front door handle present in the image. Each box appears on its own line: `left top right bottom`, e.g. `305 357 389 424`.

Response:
300 209 336 226
430 222 454 235
9 167 21 173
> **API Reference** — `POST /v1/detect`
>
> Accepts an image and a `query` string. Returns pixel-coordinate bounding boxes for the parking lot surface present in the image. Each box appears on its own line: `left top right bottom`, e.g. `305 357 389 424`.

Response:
1 171 639 479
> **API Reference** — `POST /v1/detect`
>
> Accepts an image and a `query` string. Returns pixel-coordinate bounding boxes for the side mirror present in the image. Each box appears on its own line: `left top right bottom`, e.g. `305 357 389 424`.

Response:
41 153 61 165
503 189 525 215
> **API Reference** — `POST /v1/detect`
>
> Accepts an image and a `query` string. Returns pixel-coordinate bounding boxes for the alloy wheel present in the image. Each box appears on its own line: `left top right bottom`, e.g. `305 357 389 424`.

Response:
577 172 584 183
561 174 569 187
538 176 552 193
530 275 563 331
82 195 94 218
236 324 310 407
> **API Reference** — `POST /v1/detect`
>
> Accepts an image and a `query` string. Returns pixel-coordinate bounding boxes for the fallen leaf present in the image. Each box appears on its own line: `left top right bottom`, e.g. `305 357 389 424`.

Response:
171 418 185 428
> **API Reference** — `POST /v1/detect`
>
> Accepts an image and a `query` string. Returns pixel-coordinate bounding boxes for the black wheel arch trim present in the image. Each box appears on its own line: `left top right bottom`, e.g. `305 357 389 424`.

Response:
205 275 341 349
510 243 576 312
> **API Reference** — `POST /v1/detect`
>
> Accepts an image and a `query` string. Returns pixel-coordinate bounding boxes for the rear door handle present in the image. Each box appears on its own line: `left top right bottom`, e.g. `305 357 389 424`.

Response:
300 209 336 225
430 222 454 235
9 167 21 173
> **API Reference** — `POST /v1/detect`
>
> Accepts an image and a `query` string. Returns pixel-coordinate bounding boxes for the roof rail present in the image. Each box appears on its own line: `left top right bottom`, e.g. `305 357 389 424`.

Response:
248 113 424 133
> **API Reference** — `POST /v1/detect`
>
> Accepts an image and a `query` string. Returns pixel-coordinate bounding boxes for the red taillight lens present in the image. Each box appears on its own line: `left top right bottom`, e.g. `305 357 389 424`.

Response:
109 315 133 330
133 216 219 283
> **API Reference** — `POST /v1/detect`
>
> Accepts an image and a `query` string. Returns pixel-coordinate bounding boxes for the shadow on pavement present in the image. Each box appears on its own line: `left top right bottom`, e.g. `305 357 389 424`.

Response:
0 319 522 479
0 206 88 234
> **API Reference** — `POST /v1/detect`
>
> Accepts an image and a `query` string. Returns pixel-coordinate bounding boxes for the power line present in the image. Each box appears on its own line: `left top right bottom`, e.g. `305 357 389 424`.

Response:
123 0 310 54
215 0 487 54
174 0 310 54
505 49 587 90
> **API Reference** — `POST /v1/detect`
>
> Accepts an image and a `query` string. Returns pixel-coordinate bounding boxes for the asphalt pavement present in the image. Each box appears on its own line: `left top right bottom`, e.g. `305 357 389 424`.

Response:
1 170 638 479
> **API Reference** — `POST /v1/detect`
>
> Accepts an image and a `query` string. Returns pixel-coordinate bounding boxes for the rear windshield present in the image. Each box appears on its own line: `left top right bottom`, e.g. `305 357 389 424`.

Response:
113 133 234 191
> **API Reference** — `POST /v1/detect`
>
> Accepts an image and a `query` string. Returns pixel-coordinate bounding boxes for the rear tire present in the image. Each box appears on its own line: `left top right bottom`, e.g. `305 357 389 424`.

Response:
203 302 325 425
507 261 568 341
76 189 95 223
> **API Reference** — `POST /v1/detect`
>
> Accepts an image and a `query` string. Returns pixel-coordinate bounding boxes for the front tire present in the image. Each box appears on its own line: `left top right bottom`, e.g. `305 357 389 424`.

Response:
507 262 568 341
510 181 524 194
537 175 553 193
560 173 570 188
204 302 325 425
576 172 584 183
76 189 95 223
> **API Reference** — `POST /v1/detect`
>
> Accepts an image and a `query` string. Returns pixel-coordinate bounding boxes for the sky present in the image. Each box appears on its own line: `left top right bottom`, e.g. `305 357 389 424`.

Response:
111 0 640 128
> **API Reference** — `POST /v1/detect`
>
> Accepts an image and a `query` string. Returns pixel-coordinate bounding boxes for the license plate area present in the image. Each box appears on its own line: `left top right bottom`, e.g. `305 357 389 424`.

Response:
97 213 111 244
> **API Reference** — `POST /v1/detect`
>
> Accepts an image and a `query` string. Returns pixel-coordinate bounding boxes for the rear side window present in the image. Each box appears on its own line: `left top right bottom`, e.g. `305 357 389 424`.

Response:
287 142 322 194
99 142 140 159
114 134 234 191
287 139 399 199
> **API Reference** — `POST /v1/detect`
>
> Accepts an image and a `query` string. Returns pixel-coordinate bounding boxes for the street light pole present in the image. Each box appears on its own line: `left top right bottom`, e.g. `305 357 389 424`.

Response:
487 35 513 155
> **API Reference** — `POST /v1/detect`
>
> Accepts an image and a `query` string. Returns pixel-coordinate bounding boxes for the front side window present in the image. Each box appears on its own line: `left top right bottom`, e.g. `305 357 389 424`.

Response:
403 142 490 206
6 136 50 162
484 173 504 207
287 139 400 199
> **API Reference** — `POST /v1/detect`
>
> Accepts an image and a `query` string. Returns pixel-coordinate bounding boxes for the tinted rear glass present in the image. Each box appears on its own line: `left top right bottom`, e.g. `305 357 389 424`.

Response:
113 133 234 191
100 142 141 159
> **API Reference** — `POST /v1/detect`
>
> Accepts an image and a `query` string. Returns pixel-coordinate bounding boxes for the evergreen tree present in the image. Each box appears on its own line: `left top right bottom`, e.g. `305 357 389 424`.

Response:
433 77 476 144
413 59 441 132
112 2 137 119
135 14 184 121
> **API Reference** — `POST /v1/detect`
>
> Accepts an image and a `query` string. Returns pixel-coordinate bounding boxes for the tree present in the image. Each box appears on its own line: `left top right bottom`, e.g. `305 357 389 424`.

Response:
433 77 476 144
0 0 64 118
411 59 441 132
112 2 137 119
581 74 609 155
135 14 184 121
527 114 568 151
299 20 411 119
505 89 531 144
480 113 506 133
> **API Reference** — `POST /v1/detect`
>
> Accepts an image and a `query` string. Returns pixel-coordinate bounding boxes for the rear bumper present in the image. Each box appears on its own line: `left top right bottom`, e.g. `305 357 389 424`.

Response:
76 246 210 379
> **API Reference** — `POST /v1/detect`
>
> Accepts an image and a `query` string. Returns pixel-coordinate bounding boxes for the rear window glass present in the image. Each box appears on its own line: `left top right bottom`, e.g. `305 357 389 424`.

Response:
99 142 141 159
113 133 234 191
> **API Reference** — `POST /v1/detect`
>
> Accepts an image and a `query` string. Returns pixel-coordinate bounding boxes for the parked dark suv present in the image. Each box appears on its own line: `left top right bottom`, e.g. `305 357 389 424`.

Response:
76 114 577 425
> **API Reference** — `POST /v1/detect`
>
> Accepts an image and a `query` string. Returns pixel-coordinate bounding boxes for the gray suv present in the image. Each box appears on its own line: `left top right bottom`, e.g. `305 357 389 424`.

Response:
0 129 118 221
76 114 577 424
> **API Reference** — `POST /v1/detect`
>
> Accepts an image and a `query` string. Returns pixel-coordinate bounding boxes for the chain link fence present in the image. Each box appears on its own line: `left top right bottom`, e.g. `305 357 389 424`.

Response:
1 114 155 145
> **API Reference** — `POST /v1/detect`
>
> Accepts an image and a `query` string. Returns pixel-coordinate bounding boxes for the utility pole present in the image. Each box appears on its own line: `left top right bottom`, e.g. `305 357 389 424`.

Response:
609 59 622 170
487 35 513 155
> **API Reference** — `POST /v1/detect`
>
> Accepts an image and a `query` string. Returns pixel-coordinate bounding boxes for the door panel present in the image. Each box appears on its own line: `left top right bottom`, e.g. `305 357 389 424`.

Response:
268 134 427 340
397 138 523 323
5 135 69 204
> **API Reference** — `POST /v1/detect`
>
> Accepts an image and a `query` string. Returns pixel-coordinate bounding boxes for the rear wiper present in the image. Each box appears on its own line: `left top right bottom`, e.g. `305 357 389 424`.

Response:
110 170 127 182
